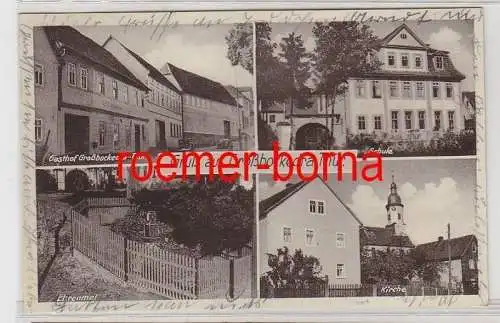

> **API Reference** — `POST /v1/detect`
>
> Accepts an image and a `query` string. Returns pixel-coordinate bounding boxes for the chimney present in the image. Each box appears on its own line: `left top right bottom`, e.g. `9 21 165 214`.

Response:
438 236 444 242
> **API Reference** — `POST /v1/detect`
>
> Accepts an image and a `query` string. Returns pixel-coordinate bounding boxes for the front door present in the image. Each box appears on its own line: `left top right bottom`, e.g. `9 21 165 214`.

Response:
134 125 141 151
65 113 89 153
223 120 231 138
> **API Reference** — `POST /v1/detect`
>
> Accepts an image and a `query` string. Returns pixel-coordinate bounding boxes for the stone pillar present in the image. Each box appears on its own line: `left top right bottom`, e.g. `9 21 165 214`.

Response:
276 122 292 150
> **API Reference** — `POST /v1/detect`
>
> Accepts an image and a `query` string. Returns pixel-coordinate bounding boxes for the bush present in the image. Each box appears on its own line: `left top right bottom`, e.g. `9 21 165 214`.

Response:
65 169 90 193
36 170 57 193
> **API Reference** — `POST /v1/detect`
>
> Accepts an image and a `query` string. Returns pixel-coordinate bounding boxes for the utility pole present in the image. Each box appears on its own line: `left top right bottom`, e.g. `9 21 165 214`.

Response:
448 223 452 295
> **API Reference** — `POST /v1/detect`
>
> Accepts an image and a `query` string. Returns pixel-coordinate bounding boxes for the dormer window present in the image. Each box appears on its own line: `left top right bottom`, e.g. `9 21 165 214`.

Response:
435 56 444 70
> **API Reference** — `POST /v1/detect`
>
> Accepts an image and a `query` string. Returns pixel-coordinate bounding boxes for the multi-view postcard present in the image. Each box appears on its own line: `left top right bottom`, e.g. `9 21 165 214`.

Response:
19 8 486 316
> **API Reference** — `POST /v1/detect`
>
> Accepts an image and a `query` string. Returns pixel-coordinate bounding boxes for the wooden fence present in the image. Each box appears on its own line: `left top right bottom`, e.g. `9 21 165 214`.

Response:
71 211 251 300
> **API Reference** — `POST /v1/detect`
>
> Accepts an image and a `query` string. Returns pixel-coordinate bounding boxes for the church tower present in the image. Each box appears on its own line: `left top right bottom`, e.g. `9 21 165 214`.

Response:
385 175 407 236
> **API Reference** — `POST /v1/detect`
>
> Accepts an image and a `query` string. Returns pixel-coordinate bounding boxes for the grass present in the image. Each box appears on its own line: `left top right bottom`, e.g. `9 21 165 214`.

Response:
39 252 162 302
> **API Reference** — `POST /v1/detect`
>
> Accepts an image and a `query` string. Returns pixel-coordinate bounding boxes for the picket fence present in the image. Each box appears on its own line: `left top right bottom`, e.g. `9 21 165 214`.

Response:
71 210 251 300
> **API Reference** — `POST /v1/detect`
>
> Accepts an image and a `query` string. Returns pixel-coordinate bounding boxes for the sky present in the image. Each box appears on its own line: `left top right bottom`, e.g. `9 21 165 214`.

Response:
76 24 253 88
259 158 477 245
269 21 475 91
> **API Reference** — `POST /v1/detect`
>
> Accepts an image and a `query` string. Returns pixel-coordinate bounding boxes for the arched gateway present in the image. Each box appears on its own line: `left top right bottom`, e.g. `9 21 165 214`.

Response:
295 123 332 150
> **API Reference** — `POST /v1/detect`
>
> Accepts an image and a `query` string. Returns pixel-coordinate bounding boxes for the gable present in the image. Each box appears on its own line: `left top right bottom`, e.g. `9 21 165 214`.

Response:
381 24 428 49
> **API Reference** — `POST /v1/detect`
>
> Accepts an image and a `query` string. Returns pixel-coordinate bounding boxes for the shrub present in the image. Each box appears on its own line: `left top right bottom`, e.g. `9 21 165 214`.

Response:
65 169 90 193
36 170 57 193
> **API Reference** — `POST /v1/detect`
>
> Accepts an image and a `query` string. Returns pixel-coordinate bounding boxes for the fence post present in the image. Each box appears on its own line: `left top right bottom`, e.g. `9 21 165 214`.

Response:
195 258 199 298
372 284 377 297
229 258 235 299
324 275 329 297
123 237 129 282
70 210 74 257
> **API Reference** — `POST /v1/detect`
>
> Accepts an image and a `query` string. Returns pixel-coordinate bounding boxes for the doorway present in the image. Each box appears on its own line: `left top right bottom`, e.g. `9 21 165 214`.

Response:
64 113 89 153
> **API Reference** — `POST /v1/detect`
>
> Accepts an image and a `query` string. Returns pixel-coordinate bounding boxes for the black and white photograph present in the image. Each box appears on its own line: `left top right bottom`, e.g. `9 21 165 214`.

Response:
257 21 476 156
259 159 479 298
36 167 256 301
34 23 255 166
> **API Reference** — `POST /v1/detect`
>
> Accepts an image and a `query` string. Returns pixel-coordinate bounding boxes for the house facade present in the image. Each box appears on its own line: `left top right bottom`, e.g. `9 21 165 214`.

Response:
34 26 150 158
346 24 466 141
103 36 184 150
259 24 468 150
226 85 255 150
162 63 240 148
415 235 479 294
259 178 362 284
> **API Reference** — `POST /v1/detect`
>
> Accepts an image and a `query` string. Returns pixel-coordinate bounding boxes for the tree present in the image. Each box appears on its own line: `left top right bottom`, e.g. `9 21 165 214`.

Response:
36 169 57 193
277 32 312 149
65 169 89 193
225 23 253 75
255 23 289 111
312 22 382 147
262 247 323 289
361 248 444 285
130 180 254 256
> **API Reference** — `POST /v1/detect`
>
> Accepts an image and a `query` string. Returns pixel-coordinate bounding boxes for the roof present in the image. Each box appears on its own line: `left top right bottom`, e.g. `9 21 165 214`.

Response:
108 37 180 93
415 234 477 262
225 85 252 104
259 178 363 225
164 63 238 106
463 91 476 109
379 24 429 48
43 26 148 91
361 225 415 248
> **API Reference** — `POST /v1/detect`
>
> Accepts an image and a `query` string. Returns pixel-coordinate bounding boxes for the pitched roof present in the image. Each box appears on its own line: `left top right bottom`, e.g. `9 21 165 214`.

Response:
259 178 363 225
463 91 476 109
379 24 429 48
415 234 477 262
225 85 252 104
164 63 238 106
108 37 180 93
361 225 415 248
43 26 148 91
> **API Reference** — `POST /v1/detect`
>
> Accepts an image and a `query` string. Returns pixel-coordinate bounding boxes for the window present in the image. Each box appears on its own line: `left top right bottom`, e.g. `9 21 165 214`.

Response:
112 80 118 99
405 111 413 130
68 63 76 86
141 124 146 141
435 56 444 69
269 115 276 123
391 111 399 130
434 111 442 130
357 115 366 131
305 229 315 246
123 86 128 103
170 123 173 137
336 233 345 248
161 94 165 106
374 115 382 130
416 82 425 98
415 54 423 69
99 121 106 146
355 80 366 97
336 264 345 278
418 111 426 129
400 33 407 39
469 259 476 270
141 94 145 107
113 123 119 148
446 83 453 98
80 67 88 90
389 81 398 97
333 114 341 125
401 54 409 68
402 81 411 98
309 200 316 213
35 64 43 86
448 111 455 130
432 82 440 98
388 53 395 66
35 119 42 142
97 72 105 95
283 227 292 243
372 80 381 98
317 201 325 214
